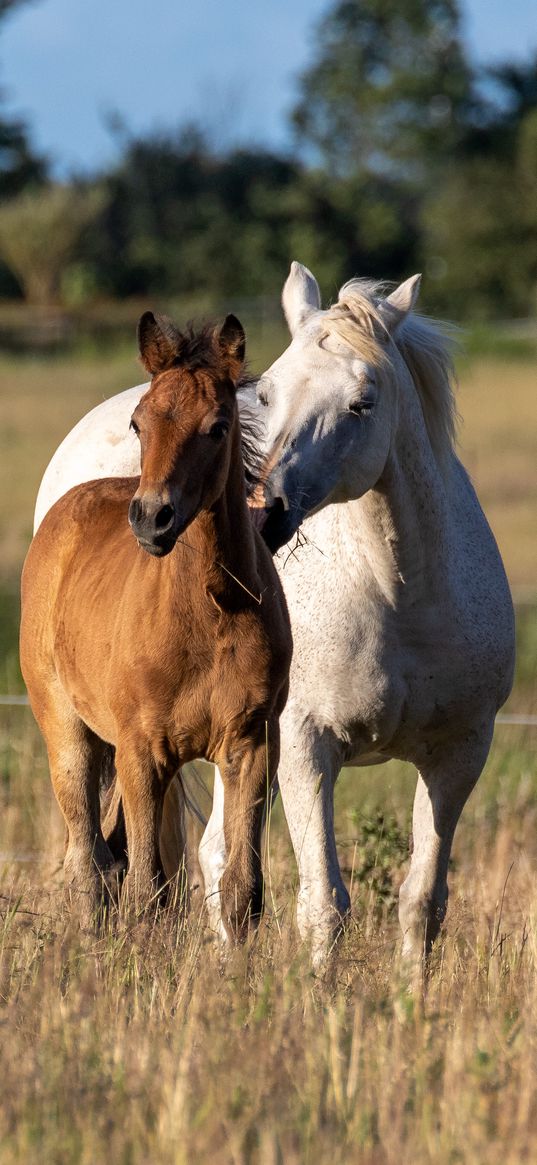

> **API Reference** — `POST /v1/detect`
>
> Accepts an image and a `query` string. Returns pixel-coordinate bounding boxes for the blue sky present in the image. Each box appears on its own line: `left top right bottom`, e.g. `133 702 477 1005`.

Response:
2 0 536 175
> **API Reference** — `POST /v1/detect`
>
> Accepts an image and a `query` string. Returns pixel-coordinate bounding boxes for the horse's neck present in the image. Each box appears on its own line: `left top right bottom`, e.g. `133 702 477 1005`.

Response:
211 451 259 594
337 398 453 607
171 424 258 603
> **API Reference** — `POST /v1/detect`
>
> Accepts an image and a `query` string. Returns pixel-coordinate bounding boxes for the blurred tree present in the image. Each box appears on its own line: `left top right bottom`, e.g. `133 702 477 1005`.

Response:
0 184 104 305
490 55 537 126
83 130 303 300
291 0 476 182
0 0 45 198
0 0 46 296
423 57 537 318
280 167 417 295
81 127 420 306
422 156 526 317
0 0 535 321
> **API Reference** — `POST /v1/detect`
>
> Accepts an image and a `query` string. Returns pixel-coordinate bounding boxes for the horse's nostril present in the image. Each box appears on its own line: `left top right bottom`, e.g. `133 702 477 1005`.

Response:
128 498 142 526
155 504 174 530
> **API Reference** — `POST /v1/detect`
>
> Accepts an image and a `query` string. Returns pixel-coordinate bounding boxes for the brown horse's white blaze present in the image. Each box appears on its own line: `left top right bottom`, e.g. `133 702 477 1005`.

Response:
20 312 291 935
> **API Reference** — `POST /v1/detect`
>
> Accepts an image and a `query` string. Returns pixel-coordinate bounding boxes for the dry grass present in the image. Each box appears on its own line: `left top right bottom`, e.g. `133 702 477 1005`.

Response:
1 710 537 1164
458 358 537 590
0 347 141 578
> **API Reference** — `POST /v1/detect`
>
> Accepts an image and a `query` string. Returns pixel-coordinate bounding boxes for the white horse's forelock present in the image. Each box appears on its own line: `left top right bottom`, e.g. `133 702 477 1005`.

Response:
324 278 458 475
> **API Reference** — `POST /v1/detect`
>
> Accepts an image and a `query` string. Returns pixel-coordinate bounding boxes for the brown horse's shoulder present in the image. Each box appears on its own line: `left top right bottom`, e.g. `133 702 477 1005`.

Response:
64 476 139 525
22 476 139 644
30 477 138 546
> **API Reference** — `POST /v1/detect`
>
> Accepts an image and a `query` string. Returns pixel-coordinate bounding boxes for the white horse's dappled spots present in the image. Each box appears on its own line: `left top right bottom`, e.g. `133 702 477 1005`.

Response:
34 263 515 968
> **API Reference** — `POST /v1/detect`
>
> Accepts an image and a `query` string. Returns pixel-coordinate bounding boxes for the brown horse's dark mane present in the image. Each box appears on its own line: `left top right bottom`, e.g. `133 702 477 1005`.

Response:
167 320 228 374
237 393 264 493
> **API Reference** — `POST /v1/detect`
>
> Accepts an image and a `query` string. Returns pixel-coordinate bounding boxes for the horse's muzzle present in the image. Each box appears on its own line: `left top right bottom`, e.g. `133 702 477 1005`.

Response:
128 497 179 557
261 496 300 554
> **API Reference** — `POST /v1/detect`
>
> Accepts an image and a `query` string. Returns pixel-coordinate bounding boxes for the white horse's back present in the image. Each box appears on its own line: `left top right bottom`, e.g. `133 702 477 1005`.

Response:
34 383 146 532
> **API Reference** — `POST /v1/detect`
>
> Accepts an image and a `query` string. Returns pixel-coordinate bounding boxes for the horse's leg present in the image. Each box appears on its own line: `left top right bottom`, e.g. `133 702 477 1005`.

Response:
101 771 128 866
199 767 280 936
158 776 185 879
198 766 227 935
398 726 493 968
42 687 116 918
185 799 205 905
115 742 170 911
101 766 201 910
218 718 279 942
277 707 349 965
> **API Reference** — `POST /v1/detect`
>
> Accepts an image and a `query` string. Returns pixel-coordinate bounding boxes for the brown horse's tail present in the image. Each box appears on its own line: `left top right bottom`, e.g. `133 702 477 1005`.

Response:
101 764 207 896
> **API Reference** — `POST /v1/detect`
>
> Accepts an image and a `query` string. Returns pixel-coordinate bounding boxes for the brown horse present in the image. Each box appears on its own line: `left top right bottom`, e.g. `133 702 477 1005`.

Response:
20 312 291 937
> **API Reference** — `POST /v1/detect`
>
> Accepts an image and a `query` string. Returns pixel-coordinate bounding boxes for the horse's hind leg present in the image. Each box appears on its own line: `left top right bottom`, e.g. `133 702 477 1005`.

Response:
176 765 206 904
101 771 194 900
398 725 494 969
198 766 227 935
41 687 116 919
101 771 128 868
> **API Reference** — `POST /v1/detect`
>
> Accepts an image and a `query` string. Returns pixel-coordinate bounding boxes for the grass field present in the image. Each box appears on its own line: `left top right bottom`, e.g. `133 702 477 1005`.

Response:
0 326 536 1163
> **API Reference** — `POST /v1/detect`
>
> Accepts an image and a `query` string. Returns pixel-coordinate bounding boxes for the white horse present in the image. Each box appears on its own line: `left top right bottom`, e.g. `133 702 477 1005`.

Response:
34 264 515 966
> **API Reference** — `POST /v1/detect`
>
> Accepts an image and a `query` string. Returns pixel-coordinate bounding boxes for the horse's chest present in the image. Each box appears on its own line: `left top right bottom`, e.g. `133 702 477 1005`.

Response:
106 614 276 761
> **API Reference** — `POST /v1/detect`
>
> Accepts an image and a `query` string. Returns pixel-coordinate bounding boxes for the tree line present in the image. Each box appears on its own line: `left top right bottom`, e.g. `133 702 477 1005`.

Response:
0 0 536 319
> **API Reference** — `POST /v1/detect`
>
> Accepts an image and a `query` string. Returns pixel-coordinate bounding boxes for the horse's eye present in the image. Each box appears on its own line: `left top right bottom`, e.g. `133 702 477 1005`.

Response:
130 418 140 435
257 389 269 407
209 420 229 440
348 400 374 416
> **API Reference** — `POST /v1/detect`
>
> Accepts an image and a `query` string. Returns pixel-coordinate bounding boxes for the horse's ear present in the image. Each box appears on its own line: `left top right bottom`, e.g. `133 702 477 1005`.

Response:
282 260 321 336
138 311 182 375
380 275 421 336
218 314 246 381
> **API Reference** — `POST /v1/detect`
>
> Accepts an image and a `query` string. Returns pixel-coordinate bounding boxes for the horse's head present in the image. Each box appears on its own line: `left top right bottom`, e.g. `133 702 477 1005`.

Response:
260 262 421 552
128 311 245 556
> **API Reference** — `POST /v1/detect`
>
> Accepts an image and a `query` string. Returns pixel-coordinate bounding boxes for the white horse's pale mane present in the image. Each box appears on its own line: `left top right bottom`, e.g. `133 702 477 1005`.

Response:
325 279 458 474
